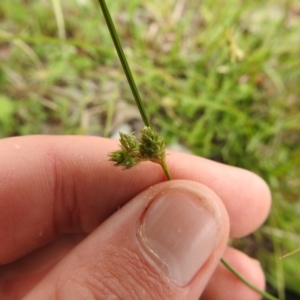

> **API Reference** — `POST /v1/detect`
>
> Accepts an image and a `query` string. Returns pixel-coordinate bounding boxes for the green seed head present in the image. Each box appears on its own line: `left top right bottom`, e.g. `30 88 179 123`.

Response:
139 126 165 163
108 149 139 169
109 127 166 169
119 132 139 153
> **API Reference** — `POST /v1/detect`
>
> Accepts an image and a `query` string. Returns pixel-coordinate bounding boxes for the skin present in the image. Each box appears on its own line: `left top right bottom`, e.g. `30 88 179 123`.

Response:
0 135 271 299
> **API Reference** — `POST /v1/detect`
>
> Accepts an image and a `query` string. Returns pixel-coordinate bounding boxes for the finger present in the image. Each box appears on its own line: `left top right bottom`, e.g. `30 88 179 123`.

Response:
201 247 265 300
171 152 271 238
23 180 229 300
0 234 85 299
0 136 270 264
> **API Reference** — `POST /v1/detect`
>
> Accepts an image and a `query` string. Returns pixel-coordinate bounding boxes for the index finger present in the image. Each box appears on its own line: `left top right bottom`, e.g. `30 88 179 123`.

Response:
0 135 271 264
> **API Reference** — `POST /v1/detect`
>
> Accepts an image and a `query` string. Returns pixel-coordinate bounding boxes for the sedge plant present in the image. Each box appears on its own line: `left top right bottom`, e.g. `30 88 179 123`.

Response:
97 0 279 299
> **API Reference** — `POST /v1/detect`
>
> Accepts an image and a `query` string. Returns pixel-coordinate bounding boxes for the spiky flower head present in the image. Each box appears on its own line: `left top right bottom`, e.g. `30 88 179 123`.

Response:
138 126 166 164
119 132 139 153
108 149 139 169
109 126 167 169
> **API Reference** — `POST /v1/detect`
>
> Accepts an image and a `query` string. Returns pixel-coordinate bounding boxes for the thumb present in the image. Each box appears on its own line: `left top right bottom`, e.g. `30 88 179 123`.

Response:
24 180 229 300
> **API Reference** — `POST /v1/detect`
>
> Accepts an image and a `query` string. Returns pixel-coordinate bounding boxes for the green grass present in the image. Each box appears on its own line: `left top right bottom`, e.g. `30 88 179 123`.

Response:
1 0 300 298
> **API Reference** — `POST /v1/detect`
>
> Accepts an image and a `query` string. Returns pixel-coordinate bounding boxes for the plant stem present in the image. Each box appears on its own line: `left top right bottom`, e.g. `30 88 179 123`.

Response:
51 0 66 40
161 159 172 180
97 0 151 127
280 247 300 259
221 258 279 300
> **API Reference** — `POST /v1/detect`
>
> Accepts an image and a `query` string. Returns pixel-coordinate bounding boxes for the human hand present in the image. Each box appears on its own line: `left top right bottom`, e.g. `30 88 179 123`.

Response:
0 136 270 299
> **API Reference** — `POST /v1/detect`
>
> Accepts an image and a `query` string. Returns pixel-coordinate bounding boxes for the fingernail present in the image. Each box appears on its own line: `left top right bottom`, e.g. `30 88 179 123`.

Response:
138 183 222 286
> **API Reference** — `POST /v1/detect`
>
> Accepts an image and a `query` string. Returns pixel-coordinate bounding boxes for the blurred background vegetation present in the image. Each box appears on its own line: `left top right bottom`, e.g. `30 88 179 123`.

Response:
0 0 299 298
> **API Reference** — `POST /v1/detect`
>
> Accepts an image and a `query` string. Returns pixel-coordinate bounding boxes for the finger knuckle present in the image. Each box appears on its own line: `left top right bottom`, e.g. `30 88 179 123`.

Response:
45 146 82 234
81 246 175 300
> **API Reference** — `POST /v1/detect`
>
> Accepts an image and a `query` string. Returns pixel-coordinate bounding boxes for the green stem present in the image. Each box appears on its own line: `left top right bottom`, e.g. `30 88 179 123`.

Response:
221 258 279 300
161 159 172 180
97 0 151 127
280 247 300 259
